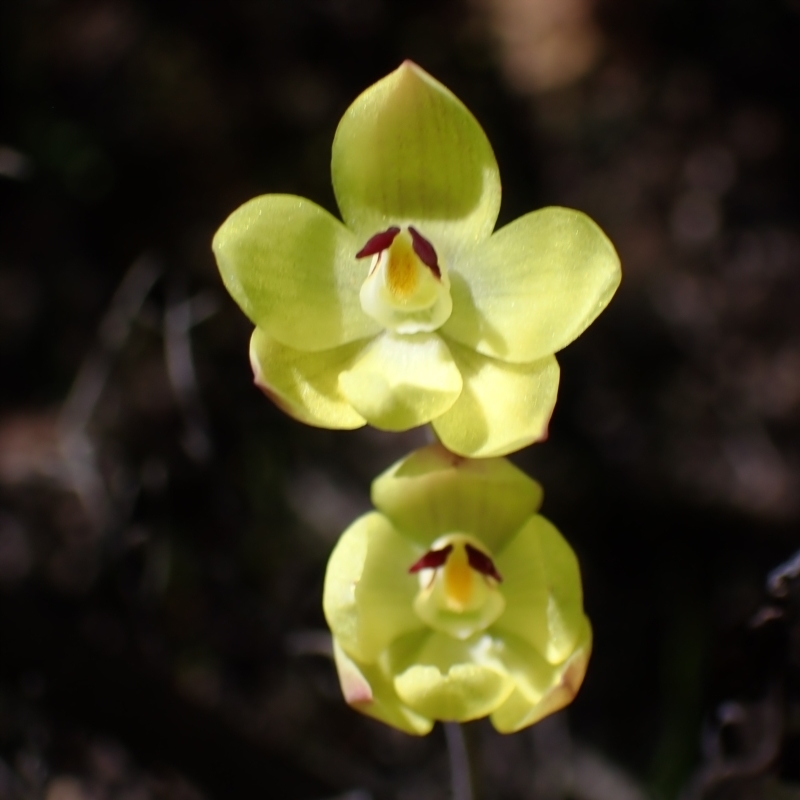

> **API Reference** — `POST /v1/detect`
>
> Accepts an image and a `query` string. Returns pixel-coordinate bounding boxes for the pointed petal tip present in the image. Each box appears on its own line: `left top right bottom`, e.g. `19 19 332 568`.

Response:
391 61 446 95
397 59 423 75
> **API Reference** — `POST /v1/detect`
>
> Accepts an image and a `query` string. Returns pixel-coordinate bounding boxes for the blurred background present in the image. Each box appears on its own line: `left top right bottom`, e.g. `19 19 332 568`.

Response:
1 0 799 798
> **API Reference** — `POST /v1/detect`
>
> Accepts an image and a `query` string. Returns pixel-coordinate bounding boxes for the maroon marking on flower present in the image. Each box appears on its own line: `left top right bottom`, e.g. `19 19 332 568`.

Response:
465 544 503 582
408 226 441 279
408 544 453 574
355 227 401 259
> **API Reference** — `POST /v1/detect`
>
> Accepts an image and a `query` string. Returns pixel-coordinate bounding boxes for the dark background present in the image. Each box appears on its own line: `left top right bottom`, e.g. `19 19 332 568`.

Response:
1 0 799 798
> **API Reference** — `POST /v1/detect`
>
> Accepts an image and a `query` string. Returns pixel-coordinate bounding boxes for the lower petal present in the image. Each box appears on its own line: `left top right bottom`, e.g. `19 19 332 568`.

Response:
339 332 462 431
432 341 560 458
394 663 513 723
490 621 592 733
333 640 433 736
391 632 514 722
250 327 367 429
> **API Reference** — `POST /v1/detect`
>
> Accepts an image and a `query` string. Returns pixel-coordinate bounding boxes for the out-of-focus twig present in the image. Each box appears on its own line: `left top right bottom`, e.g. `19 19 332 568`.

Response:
767 549 800 598
679 690 783 800
530 713 650 800
678 548 799 800
58 253 161 531
164 284 218 463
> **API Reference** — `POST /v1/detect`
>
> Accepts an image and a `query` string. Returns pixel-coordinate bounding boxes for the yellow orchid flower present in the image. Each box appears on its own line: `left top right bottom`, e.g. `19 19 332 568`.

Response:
323 444 591 734
213 61 620 457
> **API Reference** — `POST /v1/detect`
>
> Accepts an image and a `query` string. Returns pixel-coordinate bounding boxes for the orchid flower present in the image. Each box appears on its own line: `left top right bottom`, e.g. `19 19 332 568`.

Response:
213 61 620 457
323 444 591 734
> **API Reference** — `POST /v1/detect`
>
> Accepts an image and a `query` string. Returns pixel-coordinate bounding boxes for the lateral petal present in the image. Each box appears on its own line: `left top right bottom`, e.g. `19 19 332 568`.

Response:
323 511 426 664
444 207 621 363
213 194 380 352
494 515 586 664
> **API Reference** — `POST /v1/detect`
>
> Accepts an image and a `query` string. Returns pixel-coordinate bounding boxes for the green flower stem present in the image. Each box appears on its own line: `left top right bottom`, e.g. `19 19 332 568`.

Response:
444 722 474 800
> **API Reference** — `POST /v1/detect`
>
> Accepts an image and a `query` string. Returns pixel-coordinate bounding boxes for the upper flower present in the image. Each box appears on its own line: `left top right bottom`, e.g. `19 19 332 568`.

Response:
212 61 621 457
323 444 591 735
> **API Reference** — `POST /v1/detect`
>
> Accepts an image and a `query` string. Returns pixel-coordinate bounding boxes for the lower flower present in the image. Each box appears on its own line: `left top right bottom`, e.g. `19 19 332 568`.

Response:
322 444 592 735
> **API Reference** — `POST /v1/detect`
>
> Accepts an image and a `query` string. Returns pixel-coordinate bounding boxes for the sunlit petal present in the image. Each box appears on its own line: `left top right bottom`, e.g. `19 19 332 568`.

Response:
323 512 426 663
371 443 542 551
494 515 585 664
444 207 621 363
339 332 462 430
332 640 433 735
393 633 514 722
331 61 501 257
433 342 560 458
214 194 380 352
250 327 366 429
490 621 592 733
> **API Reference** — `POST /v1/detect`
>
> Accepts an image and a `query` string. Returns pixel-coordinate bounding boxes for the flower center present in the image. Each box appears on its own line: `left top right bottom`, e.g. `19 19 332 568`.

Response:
356 226 453 334
408 534 505 640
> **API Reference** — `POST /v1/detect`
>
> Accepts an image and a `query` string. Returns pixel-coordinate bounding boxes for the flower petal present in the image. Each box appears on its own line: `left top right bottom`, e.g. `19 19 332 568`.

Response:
494 515 585 664
338 332 462 431
393 633 514 722
323 511 425 663
331 61 501 254
395 663 512 723
213 194 380 352
490 622 592 733
443 207 621 363
432 342 560 458
332 640 433 736
371 443 543 551
250 328 367 429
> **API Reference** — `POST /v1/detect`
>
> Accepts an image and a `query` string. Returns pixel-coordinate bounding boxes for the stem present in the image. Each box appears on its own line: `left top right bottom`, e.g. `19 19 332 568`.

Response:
444 722 474 800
